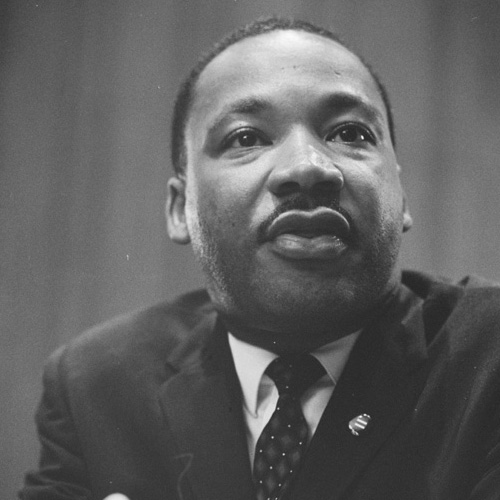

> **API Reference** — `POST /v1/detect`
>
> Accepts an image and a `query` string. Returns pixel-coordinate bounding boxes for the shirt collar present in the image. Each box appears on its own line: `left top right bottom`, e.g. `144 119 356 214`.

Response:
228 330 361 417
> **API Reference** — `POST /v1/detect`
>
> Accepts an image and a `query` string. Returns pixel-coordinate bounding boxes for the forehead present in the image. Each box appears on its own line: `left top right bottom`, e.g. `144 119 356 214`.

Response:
188 30 385 129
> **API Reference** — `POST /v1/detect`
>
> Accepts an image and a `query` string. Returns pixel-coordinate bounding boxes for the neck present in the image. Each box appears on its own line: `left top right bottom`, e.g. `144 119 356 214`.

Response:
219 285 401 355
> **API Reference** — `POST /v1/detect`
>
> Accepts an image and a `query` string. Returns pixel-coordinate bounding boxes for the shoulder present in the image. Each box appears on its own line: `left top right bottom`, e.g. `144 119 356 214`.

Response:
46 289 216 386
403 269 500 349
403 269 500 315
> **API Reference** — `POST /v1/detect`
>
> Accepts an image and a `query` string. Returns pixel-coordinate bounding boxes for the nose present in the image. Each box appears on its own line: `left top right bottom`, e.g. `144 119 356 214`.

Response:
267 135 344 198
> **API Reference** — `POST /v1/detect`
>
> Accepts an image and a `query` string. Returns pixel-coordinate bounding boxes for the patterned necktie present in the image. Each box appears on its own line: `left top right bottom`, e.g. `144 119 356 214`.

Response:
253 354 325 500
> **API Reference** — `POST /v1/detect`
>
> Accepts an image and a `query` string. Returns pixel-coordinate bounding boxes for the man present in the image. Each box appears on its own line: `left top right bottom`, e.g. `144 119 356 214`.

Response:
20 17 500 500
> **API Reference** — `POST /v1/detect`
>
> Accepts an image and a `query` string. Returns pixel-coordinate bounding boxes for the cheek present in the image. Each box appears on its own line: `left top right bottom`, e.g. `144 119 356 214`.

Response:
344 164 404 225
184 175 250 238
189 162 262 214
350 157 402 199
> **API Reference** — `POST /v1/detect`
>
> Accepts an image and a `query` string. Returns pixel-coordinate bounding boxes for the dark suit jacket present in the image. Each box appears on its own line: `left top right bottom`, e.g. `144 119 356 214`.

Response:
20 271 500 500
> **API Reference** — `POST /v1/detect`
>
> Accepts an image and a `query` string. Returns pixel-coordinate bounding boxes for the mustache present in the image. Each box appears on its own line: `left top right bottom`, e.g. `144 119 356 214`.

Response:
257 193 353 242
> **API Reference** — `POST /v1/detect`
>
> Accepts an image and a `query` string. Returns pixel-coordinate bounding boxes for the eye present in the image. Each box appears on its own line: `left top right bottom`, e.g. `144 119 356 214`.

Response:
224 129 270 149
327 123 375 145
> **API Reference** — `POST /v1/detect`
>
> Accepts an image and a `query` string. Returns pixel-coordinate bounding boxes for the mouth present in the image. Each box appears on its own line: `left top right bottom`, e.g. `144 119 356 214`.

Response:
265 208 351 261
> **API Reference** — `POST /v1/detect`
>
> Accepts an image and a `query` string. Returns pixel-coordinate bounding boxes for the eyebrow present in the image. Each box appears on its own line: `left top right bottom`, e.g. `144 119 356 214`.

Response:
320 93 385 126
206 97 271 136
206 92 386 136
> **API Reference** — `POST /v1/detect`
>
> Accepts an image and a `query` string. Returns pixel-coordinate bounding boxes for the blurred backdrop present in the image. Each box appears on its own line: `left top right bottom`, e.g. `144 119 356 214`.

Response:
2 0 500 496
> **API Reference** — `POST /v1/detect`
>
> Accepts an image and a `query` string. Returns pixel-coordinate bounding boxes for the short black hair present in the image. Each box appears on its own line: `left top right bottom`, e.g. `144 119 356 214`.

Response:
170 17 395 175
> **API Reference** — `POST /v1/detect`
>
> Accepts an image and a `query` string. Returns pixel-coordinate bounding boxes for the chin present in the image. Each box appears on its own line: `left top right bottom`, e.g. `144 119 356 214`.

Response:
198 215 403 337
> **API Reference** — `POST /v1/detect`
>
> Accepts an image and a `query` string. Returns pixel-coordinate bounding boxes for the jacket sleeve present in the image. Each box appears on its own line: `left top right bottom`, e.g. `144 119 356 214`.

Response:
19 348 92 500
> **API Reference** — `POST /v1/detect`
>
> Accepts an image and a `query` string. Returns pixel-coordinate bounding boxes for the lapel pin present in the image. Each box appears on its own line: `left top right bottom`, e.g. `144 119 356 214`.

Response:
349 413 372 436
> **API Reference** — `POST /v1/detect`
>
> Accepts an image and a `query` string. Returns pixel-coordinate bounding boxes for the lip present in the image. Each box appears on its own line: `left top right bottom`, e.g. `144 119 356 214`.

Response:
265 208 351 260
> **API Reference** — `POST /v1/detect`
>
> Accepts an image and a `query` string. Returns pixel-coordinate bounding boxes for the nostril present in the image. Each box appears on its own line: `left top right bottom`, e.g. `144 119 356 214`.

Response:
275 181 300 197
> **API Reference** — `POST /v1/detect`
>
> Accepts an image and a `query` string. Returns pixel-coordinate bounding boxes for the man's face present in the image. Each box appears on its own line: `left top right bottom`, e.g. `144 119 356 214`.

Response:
167 30 412 341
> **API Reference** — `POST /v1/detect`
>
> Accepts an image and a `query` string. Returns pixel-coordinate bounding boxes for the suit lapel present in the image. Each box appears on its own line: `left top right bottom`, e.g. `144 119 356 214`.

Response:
158 317 256 500
290 285 430 500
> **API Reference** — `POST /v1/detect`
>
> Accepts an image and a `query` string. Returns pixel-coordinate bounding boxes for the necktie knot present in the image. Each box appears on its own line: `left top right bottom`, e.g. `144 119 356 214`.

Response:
265 354 325 397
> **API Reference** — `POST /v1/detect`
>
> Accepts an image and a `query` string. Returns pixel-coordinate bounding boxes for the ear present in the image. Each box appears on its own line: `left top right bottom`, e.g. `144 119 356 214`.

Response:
166 176 191 244
396 164 413 233
402 191 413 233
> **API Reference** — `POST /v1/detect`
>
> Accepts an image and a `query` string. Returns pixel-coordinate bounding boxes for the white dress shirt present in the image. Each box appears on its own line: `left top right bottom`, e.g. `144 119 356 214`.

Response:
228 330 360 466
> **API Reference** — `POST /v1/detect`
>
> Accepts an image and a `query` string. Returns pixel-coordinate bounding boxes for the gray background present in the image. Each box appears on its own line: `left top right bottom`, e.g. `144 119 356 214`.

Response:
2 0 500 496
